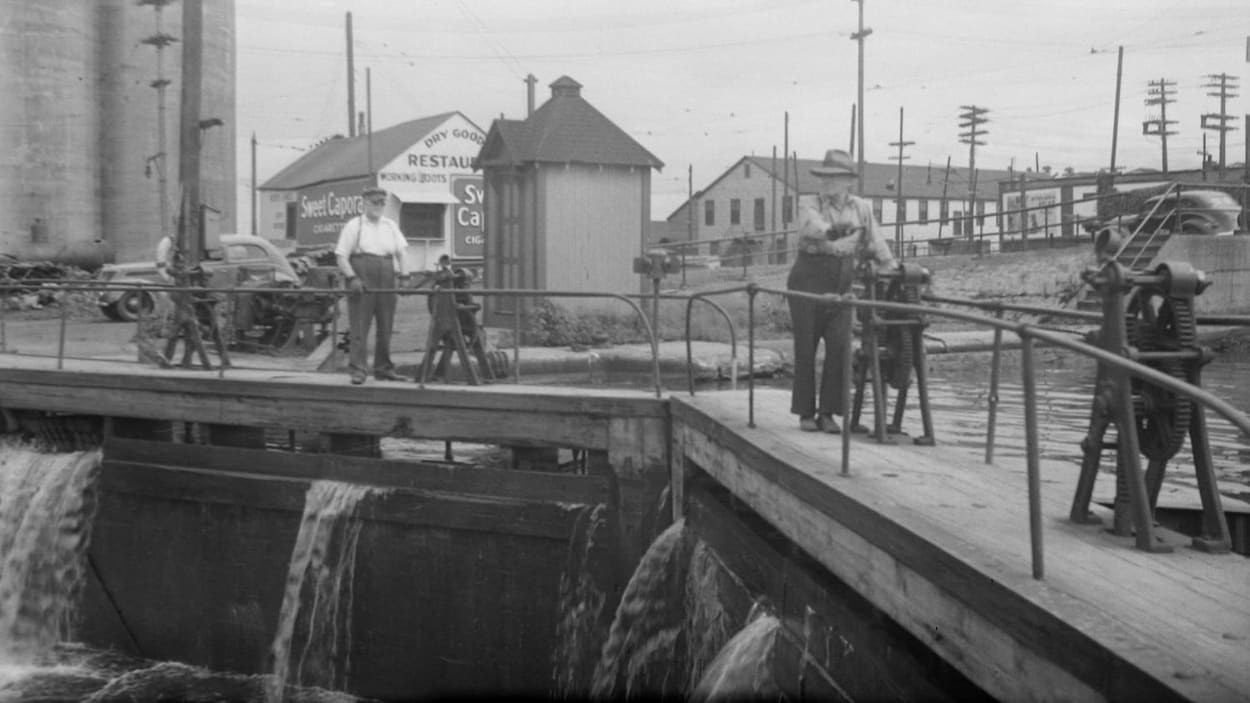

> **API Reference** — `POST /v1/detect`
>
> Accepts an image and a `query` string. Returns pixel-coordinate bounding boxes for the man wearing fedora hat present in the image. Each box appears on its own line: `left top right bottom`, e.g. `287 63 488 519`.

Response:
787 148 896 433
334 185 413 384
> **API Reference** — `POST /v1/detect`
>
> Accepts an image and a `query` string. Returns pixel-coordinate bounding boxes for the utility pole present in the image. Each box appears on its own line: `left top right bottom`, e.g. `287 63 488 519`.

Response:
178 0 204 268
888 106 913 259
849 104 857 157
937 156 951 240
958 105 989 242
850 0 871 195
139 0 177 237
782 112 790 227
250 132 257 234
1109 46 1123 187
366 67 374 181
346 12 356 137
1142 78 1177 175
1200 73 1240 179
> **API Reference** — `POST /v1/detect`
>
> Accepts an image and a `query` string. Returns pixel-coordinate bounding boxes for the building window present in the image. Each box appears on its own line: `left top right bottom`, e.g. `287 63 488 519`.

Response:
918 200 929 224
400 202 444 240
940 199 949 225
753 198 765 231
730 198 741 226
782 195 793 225
744 162 751 178
705 200 715 226
872 198 883 222
976 201 986 227
952 211 963 237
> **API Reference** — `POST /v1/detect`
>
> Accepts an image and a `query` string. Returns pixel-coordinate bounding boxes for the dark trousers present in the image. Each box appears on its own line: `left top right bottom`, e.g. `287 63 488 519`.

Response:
787 254 855 418
347 254 397 375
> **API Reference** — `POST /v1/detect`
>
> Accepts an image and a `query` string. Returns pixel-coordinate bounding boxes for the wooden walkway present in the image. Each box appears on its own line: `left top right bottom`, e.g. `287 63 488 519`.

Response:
671 388 1250 703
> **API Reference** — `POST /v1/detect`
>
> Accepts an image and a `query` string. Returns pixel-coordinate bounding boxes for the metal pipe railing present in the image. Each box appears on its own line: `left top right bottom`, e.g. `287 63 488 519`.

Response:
681 290 739 396
0 282 664 397
685 283 1250 581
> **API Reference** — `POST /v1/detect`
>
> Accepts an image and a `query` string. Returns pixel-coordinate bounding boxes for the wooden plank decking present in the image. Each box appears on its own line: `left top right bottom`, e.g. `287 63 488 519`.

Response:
671 387 1250 703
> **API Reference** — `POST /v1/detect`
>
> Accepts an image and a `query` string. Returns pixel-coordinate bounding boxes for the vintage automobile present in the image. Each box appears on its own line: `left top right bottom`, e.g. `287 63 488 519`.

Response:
1105 188 1243 238
97 234 302 322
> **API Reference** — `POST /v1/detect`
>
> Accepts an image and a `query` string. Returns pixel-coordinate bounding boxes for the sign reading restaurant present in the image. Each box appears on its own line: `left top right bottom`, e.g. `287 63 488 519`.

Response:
375 114 485 259
262 112 487 264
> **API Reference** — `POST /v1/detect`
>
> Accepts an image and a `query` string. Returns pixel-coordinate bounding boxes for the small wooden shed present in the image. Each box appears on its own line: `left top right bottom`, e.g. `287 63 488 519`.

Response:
476 76 663 325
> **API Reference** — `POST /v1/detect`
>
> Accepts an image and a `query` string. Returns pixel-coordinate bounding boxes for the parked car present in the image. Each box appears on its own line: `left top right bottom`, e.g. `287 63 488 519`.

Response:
1111 189 1243 238
97 234 301 321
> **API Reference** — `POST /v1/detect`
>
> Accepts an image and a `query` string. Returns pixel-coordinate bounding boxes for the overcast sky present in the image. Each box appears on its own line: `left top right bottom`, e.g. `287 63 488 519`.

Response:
235 0 1250 227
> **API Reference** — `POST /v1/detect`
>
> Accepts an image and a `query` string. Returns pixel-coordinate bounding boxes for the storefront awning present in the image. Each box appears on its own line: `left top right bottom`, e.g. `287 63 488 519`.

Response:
385 186 461 205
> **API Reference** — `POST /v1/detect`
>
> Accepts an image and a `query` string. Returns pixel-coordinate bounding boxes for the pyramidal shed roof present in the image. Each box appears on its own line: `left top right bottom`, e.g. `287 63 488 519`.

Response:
477 76 663 170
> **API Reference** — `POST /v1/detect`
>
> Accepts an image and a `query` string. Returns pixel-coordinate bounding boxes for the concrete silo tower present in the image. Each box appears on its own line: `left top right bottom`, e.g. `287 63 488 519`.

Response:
0 0 235 265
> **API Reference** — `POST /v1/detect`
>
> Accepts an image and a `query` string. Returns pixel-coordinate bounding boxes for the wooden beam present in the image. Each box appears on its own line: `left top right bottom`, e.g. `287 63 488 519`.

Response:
104 437 613 507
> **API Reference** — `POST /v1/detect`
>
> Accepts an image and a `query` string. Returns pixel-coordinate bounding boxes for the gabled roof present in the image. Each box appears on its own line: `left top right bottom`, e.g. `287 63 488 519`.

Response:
260 112 474 190
668 155 1017 220
477 76 663 170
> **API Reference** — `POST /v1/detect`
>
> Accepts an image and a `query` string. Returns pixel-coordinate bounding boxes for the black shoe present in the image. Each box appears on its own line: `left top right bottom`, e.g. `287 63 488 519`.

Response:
375 369 410 382
818 415 841 434
350 372 366 385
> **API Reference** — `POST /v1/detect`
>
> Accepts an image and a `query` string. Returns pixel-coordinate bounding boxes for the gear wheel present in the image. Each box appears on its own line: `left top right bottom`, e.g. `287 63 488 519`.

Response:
882 279 919 390
1125 290 1195 462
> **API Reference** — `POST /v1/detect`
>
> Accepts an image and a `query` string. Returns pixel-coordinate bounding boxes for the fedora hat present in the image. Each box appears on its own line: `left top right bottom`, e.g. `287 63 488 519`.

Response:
810 149 857 177
361 186 388 199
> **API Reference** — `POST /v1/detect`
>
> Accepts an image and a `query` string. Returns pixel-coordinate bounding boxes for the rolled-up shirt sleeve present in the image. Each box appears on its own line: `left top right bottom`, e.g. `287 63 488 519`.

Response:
796 206 837 255
857 201 897 268
389 221 409 276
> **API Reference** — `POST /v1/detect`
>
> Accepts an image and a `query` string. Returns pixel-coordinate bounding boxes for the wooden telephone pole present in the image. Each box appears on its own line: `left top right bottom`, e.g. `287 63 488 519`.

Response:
888 106 913 259
1143 78 1177 175
164 0 228 369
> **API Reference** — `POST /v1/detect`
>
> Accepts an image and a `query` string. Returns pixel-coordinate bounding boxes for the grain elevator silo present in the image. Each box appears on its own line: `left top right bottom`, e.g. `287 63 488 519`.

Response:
0 0 235 266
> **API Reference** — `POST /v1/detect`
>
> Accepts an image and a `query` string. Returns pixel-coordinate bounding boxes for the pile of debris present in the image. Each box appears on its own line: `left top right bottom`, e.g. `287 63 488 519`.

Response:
1 259 99 316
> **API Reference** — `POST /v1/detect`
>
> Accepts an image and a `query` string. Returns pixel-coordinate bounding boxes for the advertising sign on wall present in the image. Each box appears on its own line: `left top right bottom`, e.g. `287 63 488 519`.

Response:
451 176 484 258
377 118 485 203
295 176 371 247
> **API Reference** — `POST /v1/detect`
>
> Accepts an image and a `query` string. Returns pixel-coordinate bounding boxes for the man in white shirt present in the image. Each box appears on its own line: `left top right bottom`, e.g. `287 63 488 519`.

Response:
154 234 175 283
334 186 412 384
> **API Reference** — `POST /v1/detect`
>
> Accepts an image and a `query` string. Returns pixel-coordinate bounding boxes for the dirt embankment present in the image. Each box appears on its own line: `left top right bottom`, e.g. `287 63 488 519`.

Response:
680 243 1096 325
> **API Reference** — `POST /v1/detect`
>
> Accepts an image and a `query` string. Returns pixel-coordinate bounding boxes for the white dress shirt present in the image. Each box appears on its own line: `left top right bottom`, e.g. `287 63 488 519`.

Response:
334 215 410 279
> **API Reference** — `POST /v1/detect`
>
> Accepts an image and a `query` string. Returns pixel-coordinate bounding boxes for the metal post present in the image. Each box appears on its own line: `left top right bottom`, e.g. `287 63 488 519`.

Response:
57 298 68 369
1021 335 1044 580
985 308 1004 464
512 301 521 383
747 287 757 428
330 293 338 371
841 297 854 475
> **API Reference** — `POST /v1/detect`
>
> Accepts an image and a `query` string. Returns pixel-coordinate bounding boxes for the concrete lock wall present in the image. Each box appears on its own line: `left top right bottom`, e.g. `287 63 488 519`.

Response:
1155 235 1250 315
79 449 620 700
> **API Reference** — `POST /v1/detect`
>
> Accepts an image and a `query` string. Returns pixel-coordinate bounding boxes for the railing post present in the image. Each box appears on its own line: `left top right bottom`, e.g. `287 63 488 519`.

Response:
330 291 339 372
57 294 68 369
512 297 521 383
1 285 8 353
747 285 757 428
841 295 854 476
1021 334 1044 580
985 307 1005 464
